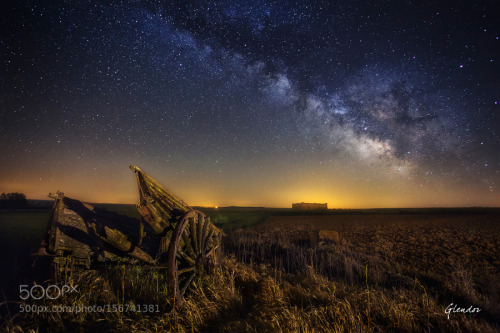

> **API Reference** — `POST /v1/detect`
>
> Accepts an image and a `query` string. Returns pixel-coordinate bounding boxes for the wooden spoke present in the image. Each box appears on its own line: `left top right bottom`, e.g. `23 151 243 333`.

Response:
205 228 214 248
197 212 204 250
177 248 196 265
178 266 196 275
205 243 219 258
200 216 209 254
181 228 196 258
180 272 196 297
190 216 198 253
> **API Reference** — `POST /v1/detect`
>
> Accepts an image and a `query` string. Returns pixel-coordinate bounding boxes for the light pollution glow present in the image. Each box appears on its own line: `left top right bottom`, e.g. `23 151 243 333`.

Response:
1 159 497 208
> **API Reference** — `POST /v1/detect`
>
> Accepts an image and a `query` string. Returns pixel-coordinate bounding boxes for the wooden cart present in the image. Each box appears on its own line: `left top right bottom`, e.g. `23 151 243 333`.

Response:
34 165 223 304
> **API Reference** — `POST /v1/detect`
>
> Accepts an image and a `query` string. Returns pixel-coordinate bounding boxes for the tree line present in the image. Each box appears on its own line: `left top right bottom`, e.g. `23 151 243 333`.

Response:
0 192 27 208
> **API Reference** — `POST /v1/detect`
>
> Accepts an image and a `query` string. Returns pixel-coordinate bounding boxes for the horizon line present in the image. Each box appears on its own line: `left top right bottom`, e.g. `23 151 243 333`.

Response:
23 199 500 210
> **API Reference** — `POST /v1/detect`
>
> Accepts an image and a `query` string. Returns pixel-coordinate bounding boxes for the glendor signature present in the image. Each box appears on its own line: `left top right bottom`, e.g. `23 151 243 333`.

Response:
445 303 481 319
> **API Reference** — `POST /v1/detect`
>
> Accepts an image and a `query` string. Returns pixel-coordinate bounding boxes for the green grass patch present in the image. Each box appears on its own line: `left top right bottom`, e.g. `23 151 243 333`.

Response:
0 209 51 250
92 203 141 219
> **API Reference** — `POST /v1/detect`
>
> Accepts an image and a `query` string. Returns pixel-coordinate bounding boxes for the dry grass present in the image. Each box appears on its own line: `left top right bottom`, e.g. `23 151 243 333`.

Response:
2 213 499 332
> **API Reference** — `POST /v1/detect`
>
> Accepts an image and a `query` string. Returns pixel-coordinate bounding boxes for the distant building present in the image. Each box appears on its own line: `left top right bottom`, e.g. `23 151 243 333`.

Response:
292 202 327 210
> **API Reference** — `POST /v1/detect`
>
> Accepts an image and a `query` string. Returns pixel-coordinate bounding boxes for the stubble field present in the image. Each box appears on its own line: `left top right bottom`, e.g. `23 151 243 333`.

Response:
252 213 500 280
223 212 500 331
1 208 500 332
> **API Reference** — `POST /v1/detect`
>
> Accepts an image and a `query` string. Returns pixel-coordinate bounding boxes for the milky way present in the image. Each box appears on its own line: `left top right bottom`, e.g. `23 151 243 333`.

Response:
1 0 499 207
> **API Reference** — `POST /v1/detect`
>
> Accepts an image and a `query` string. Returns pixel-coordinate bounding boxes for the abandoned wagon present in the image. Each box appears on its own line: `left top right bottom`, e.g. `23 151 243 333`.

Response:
34 165 223 304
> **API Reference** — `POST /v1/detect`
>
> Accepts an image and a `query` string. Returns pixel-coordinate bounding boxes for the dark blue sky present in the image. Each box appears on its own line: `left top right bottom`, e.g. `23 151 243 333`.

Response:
1 0 499 207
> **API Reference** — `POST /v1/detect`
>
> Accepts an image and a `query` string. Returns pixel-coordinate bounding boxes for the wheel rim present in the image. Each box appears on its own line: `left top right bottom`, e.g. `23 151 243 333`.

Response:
167 210 221 305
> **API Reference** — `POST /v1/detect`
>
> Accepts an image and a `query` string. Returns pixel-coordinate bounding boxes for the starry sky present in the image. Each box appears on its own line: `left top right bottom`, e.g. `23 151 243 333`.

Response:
1 0 499 208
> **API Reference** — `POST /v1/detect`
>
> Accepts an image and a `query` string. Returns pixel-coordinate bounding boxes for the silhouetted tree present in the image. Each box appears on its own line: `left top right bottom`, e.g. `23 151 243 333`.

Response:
0 192 27 208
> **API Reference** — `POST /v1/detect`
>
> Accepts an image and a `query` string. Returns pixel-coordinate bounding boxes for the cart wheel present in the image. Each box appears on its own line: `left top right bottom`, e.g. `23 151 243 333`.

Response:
166 210 221 306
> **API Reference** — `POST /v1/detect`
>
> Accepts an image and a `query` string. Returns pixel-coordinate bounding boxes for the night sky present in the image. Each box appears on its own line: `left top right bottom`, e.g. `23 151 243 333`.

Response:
1 0 499 208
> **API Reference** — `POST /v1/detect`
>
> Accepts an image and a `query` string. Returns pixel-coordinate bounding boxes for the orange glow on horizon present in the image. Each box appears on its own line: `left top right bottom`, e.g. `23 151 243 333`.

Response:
1 161 498 209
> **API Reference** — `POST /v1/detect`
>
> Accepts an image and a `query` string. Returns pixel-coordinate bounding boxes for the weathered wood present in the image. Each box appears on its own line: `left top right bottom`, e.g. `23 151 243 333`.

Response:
36 165 223 305
190 216 199 253
166 210 196 305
